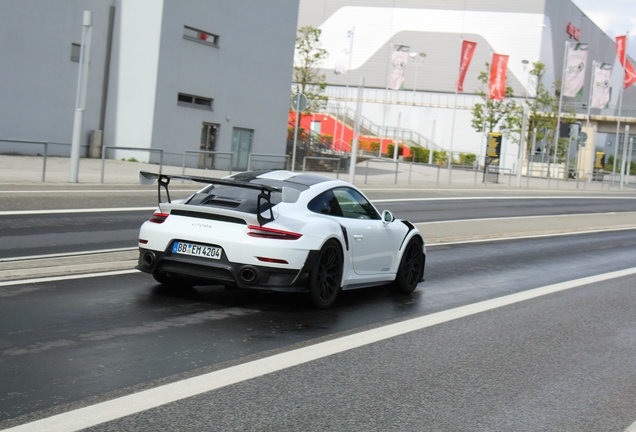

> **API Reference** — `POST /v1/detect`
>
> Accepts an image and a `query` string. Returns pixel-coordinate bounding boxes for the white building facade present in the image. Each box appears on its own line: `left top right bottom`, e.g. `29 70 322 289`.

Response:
298 0 636 174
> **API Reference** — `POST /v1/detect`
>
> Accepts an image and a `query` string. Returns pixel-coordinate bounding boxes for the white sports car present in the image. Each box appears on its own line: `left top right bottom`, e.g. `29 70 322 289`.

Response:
137 170 425 308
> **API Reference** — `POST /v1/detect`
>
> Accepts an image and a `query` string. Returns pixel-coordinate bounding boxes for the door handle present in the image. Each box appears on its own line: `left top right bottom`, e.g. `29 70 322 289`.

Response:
353 234 364 240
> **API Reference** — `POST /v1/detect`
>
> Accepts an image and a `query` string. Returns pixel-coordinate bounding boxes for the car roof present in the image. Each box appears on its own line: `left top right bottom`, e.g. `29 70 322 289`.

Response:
229 170 339 189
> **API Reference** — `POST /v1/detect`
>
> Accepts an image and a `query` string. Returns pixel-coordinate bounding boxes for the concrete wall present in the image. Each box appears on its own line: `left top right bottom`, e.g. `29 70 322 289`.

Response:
147 0 298 169
1 0 299 171
0 0 115 156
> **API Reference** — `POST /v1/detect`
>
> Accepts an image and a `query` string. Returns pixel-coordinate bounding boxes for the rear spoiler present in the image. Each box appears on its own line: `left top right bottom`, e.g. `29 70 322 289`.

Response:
139 170 282 226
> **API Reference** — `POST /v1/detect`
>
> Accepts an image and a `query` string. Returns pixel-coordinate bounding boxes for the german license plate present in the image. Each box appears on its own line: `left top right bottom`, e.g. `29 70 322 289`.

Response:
172 241 222 260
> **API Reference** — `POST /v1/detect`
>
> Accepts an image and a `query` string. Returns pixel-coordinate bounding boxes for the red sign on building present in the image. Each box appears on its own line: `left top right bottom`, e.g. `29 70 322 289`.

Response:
566 22 581 41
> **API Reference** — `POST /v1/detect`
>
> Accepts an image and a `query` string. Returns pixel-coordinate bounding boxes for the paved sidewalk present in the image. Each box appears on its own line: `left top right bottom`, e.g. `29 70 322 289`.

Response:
1 154 634 191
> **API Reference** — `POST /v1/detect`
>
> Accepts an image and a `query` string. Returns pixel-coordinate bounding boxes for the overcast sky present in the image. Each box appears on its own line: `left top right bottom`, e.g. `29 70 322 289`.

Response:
573 0 636 58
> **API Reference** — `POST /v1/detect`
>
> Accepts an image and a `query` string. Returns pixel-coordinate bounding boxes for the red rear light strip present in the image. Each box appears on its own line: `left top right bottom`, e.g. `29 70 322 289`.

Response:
247 225 302 240
149 213 169 223
256 257 289 264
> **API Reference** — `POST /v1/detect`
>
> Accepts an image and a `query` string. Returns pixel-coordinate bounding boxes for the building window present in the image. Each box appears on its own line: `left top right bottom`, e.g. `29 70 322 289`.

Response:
183 26 219 47
71 43 81 62
178 93 213 110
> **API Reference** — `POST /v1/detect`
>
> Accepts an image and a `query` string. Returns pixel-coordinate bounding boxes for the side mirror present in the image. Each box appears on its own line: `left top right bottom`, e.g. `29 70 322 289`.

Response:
381 210 394 224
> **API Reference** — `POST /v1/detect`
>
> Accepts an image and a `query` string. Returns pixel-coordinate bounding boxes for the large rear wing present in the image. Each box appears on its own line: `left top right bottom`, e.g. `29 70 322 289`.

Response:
139 170 283 226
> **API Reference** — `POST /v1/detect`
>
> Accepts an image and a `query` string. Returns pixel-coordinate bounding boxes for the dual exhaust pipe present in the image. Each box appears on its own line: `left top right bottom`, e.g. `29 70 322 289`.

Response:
140 250 259 285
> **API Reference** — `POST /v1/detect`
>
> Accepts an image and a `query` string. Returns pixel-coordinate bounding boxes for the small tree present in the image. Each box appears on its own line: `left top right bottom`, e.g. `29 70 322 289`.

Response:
471 62 521 139
524 62 557 152
293 26 328 113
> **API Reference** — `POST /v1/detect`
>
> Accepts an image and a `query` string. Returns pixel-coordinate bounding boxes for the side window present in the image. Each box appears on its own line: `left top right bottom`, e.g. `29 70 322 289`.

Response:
308 190 343 217
332 188 380 220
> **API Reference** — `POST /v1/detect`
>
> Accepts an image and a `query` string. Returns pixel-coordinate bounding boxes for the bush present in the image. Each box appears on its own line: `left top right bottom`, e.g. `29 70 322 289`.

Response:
404 147 430 163
458 153 477 165
433 150 447 165
386 143 404 158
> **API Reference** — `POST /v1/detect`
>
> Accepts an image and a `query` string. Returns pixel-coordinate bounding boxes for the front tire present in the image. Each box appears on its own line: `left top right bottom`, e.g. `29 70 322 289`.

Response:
308 239 343 309
392 238 425 293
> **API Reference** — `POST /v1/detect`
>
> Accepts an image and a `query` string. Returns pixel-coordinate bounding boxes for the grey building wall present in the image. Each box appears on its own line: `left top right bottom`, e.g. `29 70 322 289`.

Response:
0 0 114 156
1 0 299 171
151 0 299 169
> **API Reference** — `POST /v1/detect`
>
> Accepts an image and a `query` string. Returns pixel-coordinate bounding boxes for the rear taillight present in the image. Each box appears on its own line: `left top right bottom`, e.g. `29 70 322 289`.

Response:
149 212 169 223
247 225 302 240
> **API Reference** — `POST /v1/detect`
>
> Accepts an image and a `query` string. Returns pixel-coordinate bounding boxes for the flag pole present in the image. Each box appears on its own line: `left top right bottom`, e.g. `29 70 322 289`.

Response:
552 40 569 180
481 50 493 182
448 37 462 185
586 60 596 183
612 32 628 185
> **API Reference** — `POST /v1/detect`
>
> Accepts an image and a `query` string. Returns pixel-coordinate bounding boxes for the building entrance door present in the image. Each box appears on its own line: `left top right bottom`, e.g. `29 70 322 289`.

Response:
231 127 253 171
200 123 219 169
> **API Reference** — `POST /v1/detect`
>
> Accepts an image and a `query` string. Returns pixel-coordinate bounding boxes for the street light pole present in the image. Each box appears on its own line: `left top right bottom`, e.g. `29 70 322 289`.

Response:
70 10 93 183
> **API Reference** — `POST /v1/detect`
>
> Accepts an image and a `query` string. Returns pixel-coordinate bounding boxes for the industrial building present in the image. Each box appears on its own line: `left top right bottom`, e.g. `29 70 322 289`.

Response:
0 0 298 172
297 0 636 178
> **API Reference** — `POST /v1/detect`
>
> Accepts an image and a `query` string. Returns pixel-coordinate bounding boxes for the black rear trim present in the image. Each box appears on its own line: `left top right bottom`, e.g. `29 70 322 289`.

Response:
170 209 246 225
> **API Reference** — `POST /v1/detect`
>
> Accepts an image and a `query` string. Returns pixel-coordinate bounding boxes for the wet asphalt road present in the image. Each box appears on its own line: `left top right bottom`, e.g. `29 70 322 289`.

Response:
1 188 635 430
0 230 635 430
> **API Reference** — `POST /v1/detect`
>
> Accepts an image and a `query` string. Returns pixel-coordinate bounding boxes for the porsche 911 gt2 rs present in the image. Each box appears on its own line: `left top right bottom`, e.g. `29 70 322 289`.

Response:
136 170 425 308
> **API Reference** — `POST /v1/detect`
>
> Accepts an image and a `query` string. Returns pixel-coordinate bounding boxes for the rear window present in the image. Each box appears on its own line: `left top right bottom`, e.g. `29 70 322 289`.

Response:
185 179 307 214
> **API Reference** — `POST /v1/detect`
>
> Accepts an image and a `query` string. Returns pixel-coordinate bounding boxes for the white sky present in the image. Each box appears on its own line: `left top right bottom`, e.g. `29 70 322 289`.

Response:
573 0 636 58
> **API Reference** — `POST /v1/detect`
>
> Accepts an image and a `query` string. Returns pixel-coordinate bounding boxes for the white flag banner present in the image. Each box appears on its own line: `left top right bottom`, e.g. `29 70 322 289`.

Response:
590 63 612 109
563 42 589 97
334 28 354 75
388 44 410 90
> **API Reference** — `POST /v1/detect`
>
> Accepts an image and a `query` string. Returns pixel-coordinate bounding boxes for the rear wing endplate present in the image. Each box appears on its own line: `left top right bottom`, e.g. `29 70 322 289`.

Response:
139 170 280 226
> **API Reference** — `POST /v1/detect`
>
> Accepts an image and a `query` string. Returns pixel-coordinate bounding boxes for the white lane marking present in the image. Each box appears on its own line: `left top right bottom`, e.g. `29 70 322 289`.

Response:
0 247 137 263
4 267 636 432
372 195 636 203
0 270 139 288
0 189 197 194
415 211 626 224
426 226 636 247
0 207 155 216
625 418 636 432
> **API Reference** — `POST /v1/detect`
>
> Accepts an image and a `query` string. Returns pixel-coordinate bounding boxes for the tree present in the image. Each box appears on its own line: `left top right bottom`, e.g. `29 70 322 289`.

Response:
524 62 559 156
470 62 521 139
293 26 328 113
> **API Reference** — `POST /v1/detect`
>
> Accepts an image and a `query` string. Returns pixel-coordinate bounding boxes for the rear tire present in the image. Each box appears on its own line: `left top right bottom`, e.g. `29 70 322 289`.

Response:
392 238 424 294
308 239 343 309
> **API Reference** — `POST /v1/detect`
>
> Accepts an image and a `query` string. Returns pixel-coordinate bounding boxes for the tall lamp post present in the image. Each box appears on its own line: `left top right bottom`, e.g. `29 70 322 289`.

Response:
70 10 93 183
409 52 426 98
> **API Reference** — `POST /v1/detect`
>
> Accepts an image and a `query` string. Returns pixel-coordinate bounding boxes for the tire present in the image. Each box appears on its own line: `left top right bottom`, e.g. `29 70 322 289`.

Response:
392 238 425 294
308 239 343 309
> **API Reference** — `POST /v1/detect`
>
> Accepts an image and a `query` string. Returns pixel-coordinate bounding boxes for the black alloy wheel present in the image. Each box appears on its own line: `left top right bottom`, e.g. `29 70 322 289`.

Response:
393 238 425 293
308 239 343 308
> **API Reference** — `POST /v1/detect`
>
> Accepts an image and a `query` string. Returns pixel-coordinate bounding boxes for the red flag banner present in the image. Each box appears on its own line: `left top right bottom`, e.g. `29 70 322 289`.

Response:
456 40 477 92
626 60 636 88
615 35 636 88
616 35 627 66
489 54 508 100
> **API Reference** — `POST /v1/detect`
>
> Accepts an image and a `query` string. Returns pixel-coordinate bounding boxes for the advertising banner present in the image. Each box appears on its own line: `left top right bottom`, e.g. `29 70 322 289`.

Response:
488 54 508 100
591 63 612 109
388 44 410 90
456 40 477 92
484 132 502 183
563 42 588 97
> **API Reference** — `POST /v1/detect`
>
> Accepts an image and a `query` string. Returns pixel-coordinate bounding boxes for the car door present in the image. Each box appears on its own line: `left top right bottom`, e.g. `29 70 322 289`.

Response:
330 187 402 275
